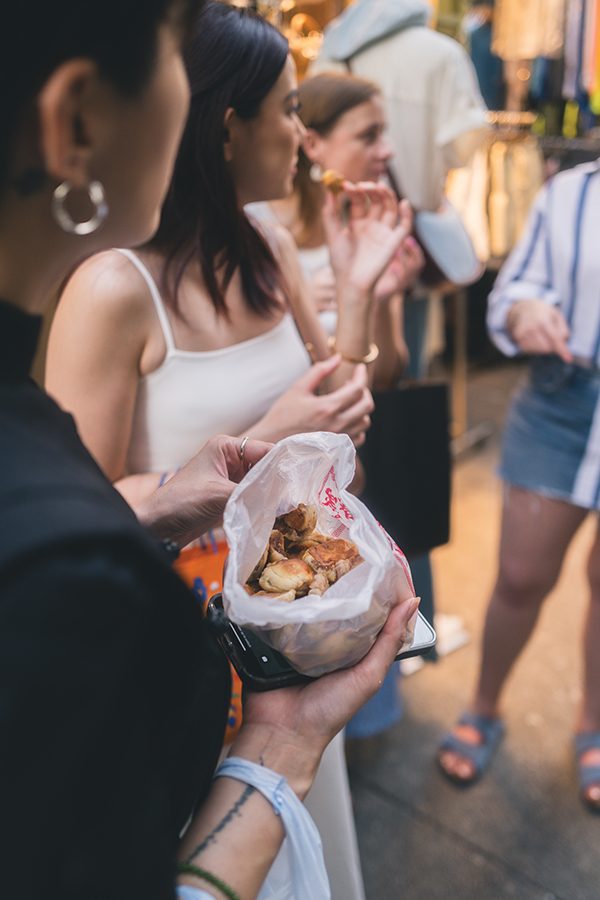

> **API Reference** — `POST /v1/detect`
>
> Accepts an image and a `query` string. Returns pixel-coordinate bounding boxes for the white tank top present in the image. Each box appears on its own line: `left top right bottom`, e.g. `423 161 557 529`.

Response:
117 249 311 474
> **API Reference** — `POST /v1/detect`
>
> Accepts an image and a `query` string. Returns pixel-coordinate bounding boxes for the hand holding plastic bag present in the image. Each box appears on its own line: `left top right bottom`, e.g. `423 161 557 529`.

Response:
223 432 416 677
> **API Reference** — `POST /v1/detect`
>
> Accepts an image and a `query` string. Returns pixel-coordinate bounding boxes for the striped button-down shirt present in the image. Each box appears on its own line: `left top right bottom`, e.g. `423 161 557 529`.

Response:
488 159 600 361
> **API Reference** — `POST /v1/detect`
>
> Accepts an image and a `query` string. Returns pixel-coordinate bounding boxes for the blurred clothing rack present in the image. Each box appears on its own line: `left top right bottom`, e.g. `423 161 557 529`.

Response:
486 110 538 128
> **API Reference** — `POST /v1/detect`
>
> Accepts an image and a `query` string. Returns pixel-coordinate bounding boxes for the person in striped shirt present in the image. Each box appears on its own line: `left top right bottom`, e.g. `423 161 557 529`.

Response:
438 159 600 811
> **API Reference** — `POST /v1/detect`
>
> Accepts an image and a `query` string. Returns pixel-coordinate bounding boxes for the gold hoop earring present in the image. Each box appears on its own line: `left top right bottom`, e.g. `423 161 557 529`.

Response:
51 180 108 235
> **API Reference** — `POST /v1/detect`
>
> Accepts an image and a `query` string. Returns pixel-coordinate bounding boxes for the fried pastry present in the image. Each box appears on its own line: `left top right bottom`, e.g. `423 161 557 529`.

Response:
251 589 296 603
246 504 362 602
248 545 269 583
268 529 287 563
301 538 362 575
321 168 345 195
259 558 314 595
308 572 329 596
289 531 329 552
275 503 317 541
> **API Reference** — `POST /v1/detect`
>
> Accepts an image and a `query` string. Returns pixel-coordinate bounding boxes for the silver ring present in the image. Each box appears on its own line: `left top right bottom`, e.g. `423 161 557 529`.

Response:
239 435 249 467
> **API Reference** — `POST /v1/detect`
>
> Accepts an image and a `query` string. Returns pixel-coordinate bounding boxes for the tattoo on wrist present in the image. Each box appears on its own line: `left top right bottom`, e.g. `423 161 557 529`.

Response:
185 784 256 862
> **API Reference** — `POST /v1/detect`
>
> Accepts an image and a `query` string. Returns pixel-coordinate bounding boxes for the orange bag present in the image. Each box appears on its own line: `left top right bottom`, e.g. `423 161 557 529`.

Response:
175 532 243 743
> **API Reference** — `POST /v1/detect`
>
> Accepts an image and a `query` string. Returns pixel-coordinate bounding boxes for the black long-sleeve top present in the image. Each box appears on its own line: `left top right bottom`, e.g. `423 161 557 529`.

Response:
0 300 230 899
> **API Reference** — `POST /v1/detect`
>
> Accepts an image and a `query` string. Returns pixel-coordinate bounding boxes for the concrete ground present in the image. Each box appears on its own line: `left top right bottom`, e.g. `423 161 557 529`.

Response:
348 363 600 900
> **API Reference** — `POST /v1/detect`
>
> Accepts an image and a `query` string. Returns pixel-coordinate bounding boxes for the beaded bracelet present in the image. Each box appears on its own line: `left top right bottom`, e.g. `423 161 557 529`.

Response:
177 862 240 900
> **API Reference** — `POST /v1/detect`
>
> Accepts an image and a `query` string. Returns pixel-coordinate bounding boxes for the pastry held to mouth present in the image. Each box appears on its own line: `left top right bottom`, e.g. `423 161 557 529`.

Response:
320 168 345 195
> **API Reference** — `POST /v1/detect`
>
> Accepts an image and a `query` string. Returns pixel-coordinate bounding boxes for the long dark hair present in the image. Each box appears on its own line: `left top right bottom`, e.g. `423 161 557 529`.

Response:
296 73 380 245
1 0 200 198
150 0 289 318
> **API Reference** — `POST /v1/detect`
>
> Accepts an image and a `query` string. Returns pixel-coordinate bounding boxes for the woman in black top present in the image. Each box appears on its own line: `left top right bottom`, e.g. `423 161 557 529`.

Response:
0 1 418 897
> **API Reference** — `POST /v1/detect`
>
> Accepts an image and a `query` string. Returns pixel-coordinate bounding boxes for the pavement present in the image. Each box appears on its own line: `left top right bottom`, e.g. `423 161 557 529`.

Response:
347 363 600 900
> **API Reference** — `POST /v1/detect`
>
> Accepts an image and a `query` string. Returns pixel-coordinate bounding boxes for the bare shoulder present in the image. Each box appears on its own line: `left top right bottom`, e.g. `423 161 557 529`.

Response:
58 249 158 334
266 222 302 274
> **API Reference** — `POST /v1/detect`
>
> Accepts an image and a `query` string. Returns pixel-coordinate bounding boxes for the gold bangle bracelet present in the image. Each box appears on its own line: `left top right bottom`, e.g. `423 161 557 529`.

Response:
304 341 317 363
327 336 380 365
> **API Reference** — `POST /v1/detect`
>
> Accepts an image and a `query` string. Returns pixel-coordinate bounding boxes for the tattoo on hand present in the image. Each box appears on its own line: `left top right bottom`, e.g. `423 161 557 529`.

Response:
185 784 256 862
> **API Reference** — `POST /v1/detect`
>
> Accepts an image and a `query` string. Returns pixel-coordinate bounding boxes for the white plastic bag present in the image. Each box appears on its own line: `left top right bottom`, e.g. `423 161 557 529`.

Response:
222 432 415 677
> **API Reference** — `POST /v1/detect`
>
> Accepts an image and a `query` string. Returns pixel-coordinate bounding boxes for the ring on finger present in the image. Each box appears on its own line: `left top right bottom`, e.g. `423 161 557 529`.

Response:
239 435 250 468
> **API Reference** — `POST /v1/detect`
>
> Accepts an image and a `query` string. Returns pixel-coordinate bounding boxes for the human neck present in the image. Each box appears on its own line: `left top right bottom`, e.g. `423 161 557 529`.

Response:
269 194 325 249
0 196 89 315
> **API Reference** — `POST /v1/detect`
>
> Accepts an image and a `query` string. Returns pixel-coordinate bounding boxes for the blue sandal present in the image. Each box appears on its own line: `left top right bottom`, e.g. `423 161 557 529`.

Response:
438 712 505 785
575 732 600 812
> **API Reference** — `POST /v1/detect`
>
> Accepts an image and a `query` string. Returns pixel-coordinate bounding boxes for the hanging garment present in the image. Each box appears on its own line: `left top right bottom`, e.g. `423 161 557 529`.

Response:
446 134 544 263
446 143 491 262
563 0 584 100
466 14 505 109
492 0 567 61
510 138 545 241
489 141 510 257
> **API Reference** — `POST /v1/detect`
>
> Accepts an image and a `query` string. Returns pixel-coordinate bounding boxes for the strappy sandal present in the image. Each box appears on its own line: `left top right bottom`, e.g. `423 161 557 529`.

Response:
575 732 600 812
437 712 505 786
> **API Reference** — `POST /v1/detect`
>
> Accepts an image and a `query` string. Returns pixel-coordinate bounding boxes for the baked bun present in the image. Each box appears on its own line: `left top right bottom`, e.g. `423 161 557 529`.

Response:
259 558 314 595
302 538 362 574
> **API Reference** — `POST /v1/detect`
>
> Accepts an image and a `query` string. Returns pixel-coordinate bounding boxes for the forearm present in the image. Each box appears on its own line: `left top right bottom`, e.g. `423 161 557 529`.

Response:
114 471 167 508
371 294 407 391
327 284 374 390
178 725 319 900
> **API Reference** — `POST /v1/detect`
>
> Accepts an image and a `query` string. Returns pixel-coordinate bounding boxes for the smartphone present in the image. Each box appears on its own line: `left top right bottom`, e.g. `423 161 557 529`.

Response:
206 593 436 692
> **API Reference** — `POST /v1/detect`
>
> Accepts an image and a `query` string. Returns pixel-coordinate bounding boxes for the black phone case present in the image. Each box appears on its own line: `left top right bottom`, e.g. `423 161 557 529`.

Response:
206 594 312 691
206 594 436 691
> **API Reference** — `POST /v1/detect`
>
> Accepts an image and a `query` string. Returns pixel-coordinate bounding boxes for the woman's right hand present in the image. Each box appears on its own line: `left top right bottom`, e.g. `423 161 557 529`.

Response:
507 299 572 362
233 589 420 798
324 185 412 295
251 354 374 446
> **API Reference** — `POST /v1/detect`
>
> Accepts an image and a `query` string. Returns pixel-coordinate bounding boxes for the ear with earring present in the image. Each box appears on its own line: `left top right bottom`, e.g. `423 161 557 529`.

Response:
51 180 108 235
309 163 323 183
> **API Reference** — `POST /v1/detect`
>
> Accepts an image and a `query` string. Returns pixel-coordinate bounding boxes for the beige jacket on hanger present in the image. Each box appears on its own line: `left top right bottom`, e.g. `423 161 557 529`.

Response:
492 0 567 61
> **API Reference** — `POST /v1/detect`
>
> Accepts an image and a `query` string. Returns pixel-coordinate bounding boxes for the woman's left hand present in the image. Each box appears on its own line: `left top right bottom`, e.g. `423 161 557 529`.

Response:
136 435 272 546
323 184 413 295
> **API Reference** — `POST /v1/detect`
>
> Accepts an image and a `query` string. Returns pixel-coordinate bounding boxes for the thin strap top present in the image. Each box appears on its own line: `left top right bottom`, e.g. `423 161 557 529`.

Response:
115 250 310 474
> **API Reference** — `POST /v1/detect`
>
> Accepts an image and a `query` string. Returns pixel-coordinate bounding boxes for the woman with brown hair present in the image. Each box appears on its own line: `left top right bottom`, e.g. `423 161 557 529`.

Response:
251 71 424 392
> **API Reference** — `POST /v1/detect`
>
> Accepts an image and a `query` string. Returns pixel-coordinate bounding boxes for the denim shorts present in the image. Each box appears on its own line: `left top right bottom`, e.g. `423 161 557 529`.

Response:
500 356 600 510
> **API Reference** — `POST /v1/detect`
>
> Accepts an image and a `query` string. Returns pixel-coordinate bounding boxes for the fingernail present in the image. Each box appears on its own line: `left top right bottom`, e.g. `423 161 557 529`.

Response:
403 596 420 618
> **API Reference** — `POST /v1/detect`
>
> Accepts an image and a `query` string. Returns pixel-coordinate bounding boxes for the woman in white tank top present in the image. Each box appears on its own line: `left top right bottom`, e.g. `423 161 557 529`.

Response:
46 10 413 900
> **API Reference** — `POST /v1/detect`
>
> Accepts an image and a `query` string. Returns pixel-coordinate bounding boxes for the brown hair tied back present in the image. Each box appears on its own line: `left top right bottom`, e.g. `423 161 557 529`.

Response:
296 72 380 243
